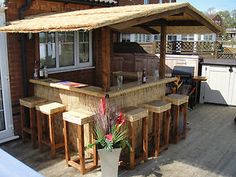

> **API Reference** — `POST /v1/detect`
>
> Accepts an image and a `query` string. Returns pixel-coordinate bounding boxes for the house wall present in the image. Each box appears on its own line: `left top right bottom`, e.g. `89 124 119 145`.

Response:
6 0 108 135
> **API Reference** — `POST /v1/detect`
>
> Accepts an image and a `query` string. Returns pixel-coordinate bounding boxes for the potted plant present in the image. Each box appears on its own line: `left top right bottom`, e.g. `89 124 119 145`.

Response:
88 97 129 177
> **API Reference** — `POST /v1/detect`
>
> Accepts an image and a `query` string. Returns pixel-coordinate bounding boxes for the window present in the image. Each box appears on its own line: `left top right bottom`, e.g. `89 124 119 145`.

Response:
181 34 194 41
121 33 131 42
154 34 160 41
40 31 92 73
167 35 177 41
144 0 149 4
203 34 213 41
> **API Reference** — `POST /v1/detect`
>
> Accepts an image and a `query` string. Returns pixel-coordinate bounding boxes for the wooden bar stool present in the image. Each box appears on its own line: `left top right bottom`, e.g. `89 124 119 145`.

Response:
19 96 46 148
36 102 66 158
164 94 189 144
143 100 171 157
63 110 98 175
122 106 148 169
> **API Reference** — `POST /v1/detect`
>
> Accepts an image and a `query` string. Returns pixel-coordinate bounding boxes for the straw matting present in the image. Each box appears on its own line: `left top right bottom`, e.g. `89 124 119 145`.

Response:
0 2 222 34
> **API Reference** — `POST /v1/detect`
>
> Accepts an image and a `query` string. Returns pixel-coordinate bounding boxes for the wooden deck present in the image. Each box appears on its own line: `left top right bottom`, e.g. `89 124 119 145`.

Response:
1 104 236 177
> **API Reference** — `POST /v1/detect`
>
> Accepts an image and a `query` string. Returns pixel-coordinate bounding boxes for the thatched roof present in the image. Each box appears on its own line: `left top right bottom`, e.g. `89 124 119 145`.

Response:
0 2 222 34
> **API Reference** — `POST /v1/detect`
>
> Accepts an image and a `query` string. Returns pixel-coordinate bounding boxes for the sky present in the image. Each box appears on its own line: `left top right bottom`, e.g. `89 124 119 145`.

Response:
178 0 236 12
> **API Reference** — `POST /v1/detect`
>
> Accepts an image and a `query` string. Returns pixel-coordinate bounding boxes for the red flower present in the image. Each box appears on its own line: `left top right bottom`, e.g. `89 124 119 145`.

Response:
116 112 125 126
105 134 113 141
100 97 106 115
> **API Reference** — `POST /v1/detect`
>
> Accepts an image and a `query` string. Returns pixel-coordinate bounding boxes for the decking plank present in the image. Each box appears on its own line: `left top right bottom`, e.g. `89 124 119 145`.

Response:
1 104 236 177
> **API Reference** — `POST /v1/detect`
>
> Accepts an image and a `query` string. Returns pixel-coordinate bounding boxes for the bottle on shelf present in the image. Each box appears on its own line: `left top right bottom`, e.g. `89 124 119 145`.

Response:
142 68 147 83
33 60 39 79
39 63 44 79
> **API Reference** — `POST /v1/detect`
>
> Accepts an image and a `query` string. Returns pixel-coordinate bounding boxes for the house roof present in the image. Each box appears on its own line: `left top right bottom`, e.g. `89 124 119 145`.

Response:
0 2 222 34
90 0 117 3
49 0 118 6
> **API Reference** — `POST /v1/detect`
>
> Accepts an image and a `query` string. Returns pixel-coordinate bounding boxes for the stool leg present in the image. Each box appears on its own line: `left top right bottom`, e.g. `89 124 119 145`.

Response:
20 105 26 142
29 108 36 148
78 125 85 175
183 103 188 139
90 122 98 167
63 120 70 166
37 111 43 151
49 114 56 158
154 113 161 157
164 110 171 149
142 117 148 161
129 121 136 169
174 105 180 144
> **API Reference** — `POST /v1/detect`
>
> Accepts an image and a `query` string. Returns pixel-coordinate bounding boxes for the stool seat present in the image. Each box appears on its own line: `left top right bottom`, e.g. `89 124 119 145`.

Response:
121 106 148 169
143 100 171 156
63 110 97 174
143 100 171 113
122 106 148 122
20 96 46 148
63 110 94 125
20 96 46 108
36 102 65 115
164 94 189 106
36 101 65 158
164 94 188 144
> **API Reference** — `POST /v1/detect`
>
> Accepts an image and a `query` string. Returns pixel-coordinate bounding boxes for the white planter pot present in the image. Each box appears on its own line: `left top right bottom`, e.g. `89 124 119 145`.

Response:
98 148 122 177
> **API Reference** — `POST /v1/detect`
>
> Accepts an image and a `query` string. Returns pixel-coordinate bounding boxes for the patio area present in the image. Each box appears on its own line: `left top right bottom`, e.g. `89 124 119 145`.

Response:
1 103 236 177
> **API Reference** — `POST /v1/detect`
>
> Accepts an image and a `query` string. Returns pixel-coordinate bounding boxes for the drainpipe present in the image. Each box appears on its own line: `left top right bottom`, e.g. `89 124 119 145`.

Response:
19 0 32 97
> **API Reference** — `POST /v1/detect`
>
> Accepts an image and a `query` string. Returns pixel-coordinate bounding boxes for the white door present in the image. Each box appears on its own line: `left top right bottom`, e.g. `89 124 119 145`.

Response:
0 9 14 142
229 67 236 105
203 65 231 105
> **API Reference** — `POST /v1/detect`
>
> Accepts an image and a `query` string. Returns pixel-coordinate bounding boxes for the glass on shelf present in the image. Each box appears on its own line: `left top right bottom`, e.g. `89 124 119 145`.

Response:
154 69 159 81
137 71 142 85
117 75 123 90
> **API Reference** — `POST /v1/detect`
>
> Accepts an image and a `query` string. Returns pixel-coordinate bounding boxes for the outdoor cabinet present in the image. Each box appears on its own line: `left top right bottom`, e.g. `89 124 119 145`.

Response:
156 54 199 76
200 64 236 106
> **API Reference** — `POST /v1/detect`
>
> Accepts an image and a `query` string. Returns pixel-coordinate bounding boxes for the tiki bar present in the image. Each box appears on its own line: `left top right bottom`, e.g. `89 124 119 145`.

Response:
0 2 221 176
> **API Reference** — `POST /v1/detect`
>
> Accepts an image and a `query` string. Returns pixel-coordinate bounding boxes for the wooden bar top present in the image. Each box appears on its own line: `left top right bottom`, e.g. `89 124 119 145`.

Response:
29 77 177 98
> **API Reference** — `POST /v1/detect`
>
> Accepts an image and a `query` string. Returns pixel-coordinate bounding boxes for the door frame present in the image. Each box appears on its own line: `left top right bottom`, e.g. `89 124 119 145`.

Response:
0 8 18 143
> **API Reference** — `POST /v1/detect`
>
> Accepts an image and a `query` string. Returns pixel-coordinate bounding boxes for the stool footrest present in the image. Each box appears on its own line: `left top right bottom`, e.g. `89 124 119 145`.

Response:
22 127 32 134
41 140 64 150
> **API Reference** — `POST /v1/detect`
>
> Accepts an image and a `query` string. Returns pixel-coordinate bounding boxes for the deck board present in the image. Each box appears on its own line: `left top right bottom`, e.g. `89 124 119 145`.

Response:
1 104 236 177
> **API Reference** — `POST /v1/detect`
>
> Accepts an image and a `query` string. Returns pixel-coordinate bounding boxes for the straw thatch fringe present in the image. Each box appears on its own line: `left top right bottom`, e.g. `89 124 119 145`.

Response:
0 2 222 34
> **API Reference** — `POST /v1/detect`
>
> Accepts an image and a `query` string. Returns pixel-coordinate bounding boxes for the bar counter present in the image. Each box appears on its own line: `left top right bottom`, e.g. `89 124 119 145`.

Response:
29 77 176 110
29 77 176 149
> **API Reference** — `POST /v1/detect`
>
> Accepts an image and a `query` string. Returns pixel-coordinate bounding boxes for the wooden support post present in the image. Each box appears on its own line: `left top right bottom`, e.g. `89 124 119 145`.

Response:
34 33 40 68
159 25 167 79
101 27 111 92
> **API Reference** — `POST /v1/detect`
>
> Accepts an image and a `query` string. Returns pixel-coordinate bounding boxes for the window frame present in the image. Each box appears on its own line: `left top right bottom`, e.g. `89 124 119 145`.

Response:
40 31 93 74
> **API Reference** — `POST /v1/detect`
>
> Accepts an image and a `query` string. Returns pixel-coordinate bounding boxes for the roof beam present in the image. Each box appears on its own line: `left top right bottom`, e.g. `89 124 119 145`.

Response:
184 8 221 33
110 7 186 30
140 26 159 34
139 19 203 27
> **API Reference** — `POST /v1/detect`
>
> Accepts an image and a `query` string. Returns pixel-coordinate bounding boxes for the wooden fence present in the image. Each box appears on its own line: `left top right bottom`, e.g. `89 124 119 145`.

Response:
140 41 236 59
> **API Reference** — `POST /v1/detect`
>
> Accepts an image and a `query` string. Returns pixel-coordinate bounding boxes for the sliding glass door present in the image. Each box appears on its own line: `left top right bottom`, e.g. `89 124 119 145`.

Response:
0 10 14 142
